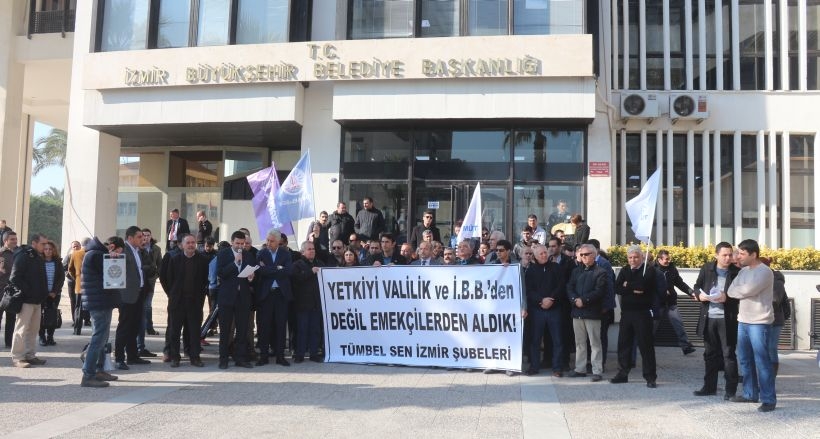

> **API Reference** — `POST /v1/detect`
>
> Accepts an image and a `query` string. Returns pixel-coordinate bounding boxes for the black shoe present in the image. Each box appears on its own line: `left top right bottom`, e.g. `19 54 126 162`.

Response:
293 355 304 363
255 358 269 366
81 376 110 388
730 395 758 403
683 346 696 355
170 359 180 368
646 381 657 388
567 371 587 378
146 329 160 336
47 337 56 346
610 375 628 384
275 357 291 367
758 403 776 412
218 360 228 369
73 328 82 335
39 338 47 346
723 393 734 401
525 369 539 376
84 319 92 327
693 388 716 396
309 355 324 363
190 358 204 367
235 361 253 368
127 358 151 365
139 349 158 358
116 361 130 370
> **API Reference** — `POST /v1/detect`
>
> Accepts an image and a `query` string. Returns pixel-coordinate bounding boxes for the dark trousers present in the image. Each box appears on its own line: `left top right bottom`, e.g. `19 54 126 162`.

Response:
218 296 251 362
168 298 204 361
67 279 77 322
115 296 145 362
703 317 739 395
529 306 564 372
3 310 16 347
617 309 656 382
296 309 322 357
257 289 289 359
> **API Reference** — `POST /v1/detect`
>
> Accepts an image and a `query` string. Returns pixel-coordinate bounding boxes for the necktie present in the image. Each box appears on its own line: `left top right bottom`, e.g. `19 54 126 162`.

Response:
422 260 427 266
170 221 177 241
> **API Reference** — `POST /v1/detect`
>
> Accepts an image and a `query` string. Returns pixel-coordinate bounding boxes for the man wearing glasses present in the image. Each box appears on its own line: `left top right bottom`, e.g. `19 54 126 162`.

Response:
327 240 346 267
566 244 609 382
408 209 441 250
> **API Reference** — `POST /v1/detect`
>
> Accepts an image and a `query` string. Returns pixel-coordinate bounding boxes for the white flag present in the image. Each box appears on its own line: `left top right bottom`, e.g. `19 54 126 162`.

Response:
625 169 661 243
457 183 483 243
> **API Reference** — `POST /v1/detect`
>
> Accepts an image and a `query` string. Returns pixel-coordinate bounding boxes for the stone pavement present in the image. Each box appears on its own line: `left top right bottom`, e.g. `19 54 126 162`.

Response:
1 306 819 438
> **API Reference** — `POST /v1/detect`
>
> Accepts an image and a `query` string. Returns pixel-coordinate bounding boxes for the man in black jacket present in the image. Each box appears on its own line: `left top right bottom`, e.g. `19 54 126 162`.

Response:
655 249 696 355
9 234 48 368
354 197 385 242
524 244 565 377
290 241 325 363
162 235 209 367
566 243 609 382
216 231 257 369
611 245 658 387
408 209 442 250
692 242 740 400
166 208 190 251
328 202 355 245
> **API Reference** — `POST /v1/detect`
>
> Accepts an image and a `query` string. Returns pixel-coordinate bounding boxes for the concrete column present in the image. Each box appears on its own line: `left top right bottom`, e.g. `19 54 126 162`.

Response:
61 0 122 251
0 0 28 234
298 82 341 240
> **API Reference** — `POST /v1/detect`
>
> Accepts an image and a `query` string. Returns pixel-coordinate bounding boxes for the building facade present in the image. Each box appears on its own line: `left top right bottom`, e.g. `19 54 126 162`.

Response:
0 0 817 253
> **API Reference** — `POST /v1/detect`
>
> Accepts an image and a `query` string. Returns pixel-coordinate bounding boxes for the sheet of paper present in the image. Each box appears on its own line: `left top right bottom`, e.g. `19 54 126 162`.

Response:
238 265 259 278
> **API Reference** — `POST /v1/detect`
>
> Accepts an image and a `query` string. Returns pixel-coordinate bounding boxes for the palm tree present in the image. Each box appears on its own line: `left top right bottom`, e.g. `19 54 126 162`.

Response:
32 128 67 175
43 186 64 201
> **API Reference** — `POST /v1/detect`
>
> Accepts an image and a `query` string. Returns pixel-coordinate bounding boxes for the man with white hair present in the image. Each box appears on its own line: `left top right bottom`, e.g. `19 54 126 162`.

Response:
566 244 609 382
611 245 658 388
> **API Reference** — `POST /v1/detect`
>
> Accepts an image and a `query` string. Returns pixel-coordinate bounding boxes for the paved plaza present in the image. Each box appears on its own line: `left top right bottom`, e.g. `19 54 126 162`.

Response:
1 297 819 439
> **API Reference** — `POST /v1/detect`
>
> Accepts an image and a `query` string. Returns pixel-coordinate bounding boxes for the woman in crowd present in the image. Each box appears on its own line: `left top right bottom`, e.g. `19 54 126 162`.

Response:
342 248 359 267
39 240 65 346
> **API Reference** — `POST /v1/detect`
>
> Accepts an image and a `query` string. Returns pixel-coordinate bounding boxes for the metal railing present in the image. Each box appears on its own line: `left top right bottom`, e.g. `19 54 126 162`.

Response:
28 2 75 37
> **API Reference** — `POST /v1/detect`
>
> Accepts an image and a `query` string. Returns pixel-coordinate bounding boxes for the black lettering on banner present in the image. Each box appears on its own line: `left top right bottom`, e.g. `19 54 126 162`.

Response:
452 346 512 362
471 313 517 333
390 345 412 357
330 309 367 330
369 311 468 334
340 343 385 356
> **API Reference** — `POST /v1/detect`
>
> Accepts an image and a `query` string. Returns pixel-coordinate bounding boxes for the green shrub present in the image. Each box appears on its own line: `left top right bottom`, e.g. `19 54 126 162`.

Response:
605 245 820 270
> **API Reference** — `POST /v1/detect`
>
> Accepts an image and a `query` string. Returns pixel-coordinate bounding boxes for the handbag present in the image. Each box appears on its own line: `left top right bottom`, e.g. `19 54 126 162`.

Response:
0 283 23 314
41 305 62 329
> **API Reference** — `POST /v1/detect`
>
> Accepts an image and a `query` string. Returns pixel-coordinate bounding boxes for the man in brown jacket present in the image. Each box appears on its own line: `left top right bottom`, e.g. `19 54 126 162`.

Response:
67 238 89 334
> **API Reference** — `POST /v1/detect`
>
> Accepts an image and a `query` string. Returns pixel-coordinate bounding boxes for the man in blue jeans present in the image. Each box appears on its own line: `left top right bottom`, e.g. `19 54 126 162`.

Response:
80 237 124 388
727 239 776 412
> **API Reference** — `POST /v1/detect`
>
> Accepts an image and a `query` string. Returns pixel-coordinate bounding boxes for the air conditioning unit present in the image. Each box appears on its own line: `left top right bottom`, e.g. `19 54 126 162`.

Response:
669 93 709 121
620 93 660 120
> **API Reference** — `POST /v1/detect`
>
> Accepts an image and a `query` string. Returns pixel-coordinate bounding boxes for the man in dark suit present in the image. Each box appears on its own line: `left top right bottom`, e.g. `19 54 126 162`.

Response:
409 241 441 266
408 209 441 250
165 208 190 251
456 240 480 265
255 229 292 366
162 234 209 367
216 230 257 369
115 226 155 370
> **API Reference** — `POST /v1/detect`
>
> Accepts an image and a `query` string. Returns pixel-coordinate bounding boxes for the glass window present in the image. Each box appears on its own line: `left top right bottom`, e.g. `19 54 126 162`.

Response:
344 131 412 163
350 0 414 39
789 135 815 246
100 0 150 51
807 1 820 90
119 152 166 187
513 0 548 35
420 0 459 37
414 130 510 180
514 184 583 236
197 0 231 46
740 135 760 237
342 181 409 240
718 134 734 235
738 0 767 90
237 0 289 44
224 150 266 178
169 151 220 187
157 0 191 48
468 0 508 36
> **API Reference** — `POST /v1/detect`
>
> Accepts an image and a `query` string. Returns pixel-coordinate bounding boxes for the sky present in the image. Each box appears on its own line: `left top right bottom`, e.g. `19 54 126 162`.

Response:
30 121 66 195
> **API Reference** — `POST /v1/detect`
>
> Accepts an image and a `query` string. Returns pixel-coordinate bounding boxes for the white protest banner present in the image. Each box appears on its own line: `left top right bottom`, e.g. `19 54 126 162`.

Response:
319 264 523 371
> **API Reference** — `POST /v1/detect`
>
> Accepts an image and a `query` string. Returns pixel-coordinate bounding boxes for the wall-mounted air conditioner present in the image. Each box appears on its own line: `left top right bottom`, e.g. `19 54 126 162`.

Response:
669 93 709 121
620 93 660 120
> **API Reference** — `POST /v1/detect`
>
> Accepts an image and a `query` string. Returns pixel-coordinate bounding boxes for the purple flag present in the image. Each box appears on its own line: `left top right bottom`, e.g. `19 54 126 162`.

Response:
246 163 294 240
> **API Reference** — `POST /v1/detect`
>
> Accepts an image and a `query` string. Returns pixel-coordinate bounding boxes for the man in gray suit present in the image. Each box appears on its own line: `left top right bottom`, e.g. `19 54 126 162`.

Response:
114 226 155 370
410 241 441 266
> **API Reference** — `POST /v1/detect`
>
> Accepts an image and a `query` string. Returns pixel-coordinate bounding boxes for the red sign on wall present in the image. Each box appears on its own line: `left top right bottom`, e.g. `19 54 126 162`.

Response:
589 161 610 177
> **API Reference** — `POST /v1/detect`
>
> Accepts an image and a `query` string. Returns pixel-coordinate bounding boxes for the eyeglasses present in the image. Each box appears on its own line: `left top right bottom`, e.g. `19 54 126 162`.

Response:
579 252 593 257
424 215 433 219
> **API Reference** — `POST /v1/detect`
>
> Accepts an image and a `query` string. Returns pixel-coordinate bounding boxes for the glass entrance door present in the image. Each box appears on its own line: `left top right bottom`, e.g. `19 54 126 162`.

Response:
412 181 508 246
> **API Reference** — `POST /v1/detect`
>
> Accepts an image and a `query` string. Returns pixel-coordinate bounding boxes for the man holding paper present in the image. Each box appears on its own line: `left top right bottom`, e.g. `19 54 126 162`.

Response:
216 230 258 369
692 242 740 400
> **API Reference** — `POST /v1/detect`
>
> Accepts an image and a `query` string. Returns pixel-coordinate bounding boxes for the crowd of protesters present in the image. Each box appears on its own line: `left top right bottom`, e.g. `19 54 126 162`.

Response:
0 200 788 412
